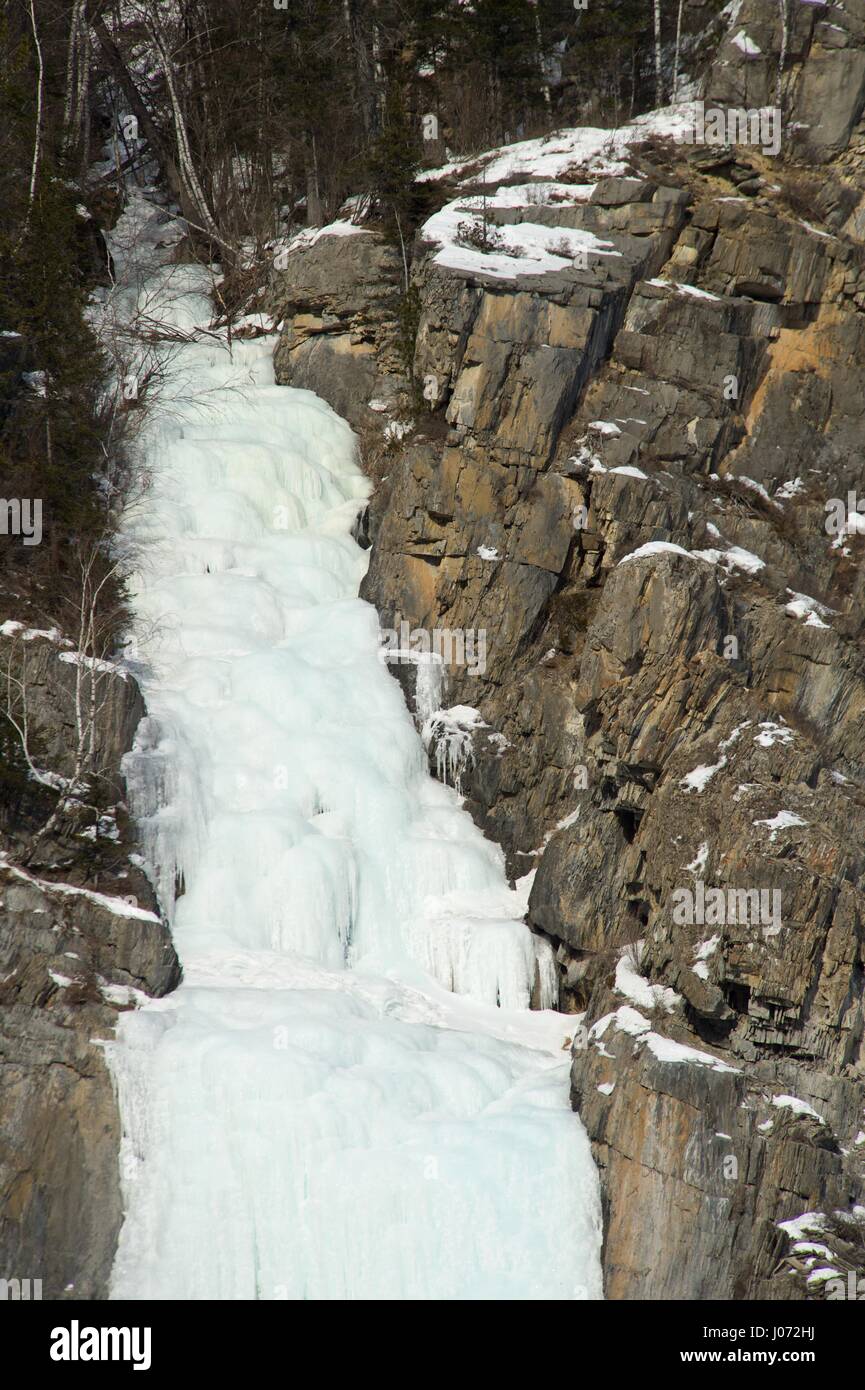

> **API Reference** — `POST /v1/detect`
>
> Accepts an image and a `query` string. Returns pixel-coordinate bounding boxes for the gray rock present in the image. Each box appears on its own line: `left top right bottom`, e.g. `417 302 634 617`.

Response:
267 227 406 429
0 630 179 1299
355 80 865 1297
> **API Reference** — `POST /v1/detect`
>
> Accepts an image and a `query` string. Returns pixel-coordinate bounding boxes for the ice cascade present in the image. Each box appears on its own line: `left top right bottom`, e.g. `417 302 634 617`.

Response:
104 193 603 1300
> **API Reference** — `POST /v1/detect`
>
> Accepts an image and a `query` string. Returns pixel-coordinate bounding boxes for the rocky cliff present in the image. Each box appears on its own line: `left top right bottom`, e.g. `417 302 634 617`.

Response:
270 0 865 1299
0 625 180 1299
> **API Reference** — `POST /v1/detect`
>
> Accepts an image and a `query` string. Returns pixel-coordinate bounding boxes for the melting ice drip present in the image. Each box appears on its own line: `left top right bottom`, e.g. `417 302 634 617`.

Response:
104 192 602 1300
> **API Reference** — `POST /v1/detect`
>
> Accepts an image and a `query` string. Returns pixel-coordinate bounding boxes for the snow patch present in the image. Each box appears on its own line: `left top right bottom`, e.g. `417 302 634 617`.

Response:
591 1006 739 1072
0 854 159 922
754 721 794 748
752 810 807 839
693 935 720 981
772 1094 825 1124
615 946 681 1013
421 197 622 281
680 760 726 793
731 29 761 55
646 278 721 301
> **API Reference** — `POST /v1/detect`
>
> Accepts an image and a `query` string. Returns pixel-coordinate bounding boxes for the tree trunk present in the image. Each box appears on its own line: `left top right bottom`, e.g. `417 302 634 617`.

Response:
653 0 663 108
777 0 789 109
20 0 45 247
533 11 552 124
672 0 684 102
305 138 323 227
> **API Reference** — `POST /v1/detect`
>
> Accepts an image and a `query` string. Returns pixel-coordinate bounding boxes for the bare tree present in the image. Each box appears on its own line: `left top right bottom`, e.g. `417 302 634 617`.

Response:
91 3 230 256
776 0 790 110
530 1 552 121
143 13 223 249
672 0 684 102
17 0 45 251
3 547 128 848
91 8 185 204
63 0 91 164
653 0 663 108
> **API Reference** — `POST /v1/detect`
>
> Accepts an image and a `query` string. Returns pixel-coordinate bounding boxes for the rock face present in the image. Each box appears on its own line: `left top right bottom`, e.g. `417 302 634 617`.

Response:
703 0 865 164
0 629 180 1299
268 228 406 430
270 2 865 1298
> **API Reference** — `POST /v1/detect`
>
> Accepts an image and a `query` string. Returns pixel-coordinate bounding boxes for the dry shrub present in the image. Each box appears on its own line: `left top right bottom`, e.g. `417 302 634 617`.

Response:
354 416 404 491
778 171 824 222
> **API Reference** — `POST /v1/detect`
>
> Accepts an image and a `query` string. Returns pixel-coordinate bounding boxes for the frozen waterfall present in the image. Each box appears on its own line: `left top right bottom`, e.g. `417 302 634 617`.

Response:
103 192 603 1301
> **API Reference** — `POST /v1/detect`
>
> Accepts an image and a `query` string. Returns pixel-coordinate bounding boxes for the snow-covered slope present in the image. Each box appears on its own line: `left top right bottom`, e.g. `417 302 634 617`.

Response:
103 192 602 1300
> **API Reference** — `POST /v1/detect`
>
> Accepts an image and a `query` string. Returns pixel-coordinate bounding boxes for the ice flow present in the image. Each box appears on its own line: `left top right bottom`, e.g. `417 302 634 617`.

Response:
105 195 603 1299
